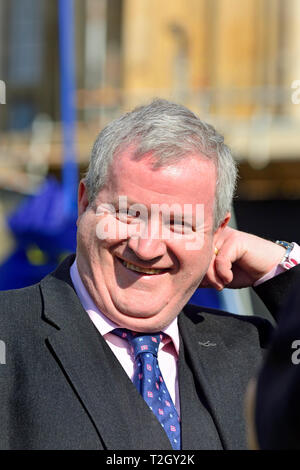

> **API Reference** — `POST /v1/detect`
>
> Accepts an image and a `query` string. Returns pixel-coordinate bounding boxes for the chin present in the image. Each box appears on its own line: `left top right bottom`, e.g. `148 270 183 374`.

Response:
107 300 167 330
110 291 165 316
116 314 170 334
114 302 160 319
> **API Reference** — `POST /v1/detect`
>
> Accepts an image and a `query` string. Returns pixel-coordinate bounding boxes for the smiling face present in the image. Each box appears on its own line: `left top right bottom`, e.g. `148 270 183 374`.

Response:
76 148 229 332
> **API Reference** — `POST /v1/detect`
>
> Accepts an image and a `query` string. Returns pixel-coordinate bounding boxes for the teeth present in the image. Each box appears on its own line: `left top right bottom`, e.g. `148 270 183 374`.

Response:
122 260 163 275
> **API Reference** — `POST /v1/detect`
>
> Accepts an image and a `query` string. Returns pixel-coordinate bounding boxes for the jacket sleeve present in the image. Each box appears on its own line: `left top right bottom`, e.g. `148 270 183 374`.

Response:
253 264 300 322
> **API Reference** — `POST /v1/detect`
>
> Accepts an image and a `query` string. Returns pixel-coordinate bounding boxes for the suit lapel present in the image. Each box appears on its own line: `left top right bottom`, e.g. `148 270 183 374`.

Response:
177 332 223 449
40 256 172 450
178 307 262 449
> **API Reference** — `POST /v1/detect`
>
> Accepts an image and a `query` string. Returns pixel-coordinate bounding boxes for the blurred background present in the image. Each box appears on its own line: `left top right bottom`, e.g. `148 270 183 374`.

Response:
0 0 299 315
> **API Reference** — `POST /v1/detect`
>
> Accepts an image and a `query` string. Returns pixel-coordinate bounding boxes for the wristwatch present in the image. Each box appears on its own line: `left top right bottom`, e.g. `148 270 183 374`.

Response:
275 240 295 269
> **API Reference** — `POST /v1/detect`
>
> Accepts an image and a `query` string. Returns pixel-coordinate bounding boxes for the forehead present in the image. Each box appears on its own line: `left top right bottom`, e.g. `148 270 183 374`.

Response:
107 148 217 207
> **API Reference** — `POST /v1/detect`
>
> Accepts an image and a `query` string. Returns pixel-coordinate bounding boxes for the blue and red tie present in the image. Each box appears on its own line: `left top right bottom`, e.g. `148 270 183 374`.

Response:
113 328 181 450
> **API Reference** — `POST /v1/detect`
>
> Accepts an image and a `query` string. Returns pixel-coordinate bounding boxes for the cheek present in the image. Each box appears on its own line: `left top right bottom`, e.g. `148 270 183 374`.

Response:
175 244 212 279
77 217 103 260
77 221 94 247
95 214 130 244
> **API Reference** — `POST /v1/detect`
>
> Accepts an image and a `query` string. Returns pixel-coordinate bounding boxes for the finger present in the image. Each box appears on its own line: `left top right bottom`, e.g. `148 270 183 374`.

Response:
202 258 227 290
214 254 234 285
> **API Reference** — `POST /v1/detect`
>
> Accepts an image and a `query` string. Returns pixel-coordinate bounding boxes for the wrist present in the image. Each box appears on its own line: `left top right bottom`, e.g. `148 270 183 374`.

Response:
242 235 286 283
254 241 300 287
275 240 296 269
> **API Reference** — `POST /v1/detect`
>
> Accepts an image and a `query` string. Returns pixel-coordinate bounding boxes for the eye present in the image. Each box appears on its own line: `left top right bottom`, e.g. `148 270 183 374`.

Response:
169 220 194 234
116 209 141 224
169 220 196 236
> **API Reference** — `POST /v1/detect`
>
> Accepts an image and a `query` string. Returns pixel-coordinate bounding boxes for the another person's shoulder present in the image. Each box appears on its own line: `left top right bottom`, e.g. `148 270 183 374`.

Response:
254 286 300 448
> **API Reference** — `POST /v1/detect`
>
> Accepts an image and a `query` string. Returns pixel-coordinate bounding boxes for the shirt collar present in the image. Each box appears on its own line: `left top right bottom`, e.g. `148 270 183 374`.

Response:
70 257 180 355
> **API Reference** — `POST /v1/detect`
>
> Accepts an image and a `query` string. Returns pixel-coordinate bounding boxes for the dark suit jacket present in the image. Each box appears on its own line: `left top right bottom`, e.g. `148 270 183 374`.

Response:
0 254 299 450
255 286 300 449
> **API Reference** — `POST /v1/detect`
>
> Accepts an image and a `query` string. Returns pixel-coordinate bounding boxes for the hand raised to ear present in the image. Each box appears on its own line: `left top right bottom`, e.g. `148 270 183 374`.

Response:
200 227 285 290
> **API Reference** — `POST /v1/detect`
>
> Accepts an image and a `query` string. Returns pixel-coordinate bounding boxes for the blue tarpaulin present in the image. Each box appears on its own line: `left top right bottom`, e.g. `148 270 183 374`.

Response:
0 177 77 289
0 0 78 290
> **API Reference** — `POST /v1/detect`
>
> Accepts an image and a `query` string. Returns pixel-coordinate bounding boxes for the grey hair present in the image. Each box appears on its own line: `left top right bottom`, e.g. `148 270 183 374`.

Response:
85 99 238 230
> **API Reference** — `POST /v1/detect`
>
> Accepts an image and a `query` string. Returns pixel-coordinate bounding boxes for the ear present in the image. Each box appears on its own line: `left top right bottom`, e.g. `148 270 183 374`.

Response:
77 179 90 225
213 212 231 244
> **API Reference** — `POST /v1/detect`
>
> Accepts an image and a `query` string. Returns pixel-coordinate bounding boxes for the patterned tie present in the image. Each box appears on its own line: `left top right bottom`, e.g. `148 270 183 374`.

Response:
113 328 181 450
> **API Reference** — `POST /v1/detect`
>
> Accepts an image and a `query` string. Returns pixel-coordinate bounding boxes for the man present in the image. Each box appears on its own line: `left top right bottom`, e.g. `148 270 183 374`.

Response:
0 99 299 450
246 285 300 450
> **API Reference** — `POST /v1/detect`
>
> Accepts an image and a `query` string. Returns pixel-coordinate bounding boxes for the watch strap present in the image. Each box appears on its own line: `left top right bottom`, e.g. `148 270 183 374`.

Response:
275 240 297 270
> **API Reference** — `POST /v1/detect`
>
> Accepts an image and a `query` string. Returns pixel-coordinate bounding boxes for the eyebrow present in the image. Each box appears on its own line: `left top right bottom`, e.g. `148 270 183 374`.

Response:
110 197 135 206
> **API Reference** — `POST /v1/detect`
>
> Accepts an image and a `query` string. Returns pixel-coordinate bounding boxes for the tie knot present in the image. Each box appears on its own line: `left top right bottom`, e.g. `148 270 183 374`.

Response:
113 328 163 359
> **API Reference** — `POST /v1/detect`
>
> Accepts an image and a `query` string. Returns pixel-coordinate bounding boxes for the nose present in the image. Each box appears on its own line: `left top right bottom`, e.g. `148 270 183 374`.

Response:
127 219 167 260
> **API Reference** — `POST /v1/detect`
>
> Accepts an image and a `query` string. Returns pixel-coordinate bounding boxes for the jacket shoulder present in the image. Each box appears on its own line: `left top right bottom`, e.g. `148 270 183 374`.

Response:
182 303 274 348
0 283 42 331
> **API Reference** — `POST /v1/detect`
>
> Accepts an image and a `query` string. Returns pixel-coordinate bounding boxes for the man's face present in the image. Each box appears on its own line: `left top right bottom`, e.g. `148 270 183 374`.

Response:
76 148 228 332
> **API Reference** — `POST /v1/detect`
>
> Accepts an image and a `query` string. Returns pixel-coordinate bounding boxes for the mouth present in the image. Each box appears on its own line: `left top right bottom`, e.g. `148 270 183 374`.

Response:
117 257 169 275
